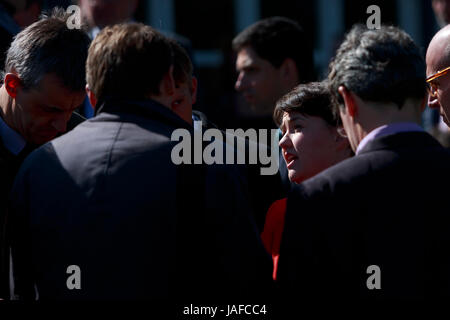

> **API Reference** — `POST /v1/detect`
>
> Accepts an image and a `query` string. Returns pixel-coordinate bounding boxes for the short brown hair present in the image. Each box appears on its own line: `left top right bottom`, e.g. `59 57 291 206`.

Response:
170 40 193 87
232 16 315 83
273 81 339 127
86 23 173 102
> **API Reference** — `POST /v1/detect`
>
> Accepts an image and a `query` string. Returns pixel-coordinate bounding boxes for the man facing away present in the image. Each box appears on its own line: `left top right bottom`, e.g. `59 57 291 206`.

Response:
277 24 450 300
9 23 273 300
0 8 90 299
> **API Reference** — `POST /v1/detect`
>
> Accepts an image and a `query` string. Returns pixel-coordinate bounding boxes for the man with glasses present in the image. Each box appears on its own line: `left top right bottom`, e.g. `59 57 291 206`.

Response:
426 24 450 127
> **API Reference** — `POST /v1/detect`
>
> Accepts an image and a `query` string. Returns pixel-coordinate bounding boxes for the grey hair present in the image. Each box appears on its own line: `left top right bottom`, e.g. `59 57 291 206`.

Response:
4 7 90 91
328 24 426 111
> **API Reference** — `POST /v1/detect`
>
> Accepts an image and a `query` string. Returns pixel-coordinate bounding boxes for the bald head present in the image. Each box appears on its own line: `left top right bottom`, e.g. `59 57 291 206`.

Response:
427 25 450 73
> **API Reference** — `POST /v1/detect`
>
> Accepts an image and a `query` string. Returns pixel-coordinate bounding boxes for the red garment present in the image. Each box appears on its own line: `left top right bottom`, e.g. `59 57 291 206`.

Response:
260 198 287 280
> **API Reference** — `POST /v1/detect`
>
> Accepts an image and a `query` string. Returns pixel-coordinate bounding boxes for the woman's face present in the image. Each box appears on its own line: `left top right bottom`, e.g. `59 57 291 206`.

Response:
279 111 343 183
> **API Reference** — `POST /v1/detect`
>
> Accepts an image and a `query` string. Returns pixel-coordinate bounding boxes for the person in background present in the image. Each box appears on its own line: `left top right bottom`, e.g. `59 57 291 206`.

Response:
0 0 42 68
170 38 285 239
233 16 315 130
432 0 450 28
78 0 138 39
233 16 314 225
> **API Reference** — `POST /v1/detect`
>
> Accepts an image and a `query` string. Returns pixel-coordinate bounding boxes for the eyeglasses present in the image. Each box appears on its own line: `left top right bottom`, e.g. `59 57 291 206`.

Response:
426 66 450 97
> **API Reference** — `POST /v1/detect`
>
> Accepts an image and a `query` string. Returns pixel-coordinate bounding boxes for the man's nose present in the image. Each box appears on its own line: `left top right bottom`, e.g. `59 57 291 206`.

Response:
52 113 70 133
235 72 246 92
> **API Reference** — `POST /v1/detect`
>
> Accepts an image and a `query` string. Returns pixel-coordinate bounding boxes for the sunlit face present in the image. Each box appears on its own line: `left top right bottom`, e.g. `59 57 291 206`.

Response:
171 77 197 125
426 63 450 127
12 73 86 145
235 46 285 115
279 111 343 183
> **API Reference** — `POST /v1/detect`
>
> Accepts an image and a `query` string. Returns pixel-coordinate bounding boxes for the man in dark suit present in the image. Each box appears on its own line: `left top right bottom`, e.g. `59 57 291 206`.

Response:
277 24 450 300
0 9 90 299
9 23 272 300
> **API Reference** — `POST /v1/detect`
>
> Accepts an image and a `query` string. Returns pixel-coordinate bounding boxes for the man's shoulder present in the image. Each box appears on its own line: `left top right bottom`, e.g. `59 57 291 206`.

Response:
294 154 373 196
292 132 450 201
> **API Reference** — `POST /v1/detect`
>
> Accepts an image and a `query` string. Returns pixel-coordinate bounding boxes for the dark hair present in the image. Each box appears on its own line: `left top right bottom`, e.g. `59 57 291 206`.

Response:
87 23 174 101
5 7 90 92
0 0 42 14
232 16 315 83
274 81 339 127
328 24 427 111
171 40 193 87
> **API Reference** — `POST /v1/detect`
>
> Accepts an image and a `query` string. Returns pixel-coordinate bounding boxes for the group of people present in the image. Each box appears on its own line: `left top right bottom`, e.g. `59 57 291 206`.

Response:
0 2 450 303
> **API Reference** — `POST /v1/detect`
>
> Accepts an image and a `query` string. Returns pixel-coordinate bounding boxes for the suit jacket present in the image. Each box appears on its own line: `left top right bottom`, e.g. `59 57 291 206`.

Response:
0 111 85 299
193 109 286 231
277 131 450 300
9 98 273 300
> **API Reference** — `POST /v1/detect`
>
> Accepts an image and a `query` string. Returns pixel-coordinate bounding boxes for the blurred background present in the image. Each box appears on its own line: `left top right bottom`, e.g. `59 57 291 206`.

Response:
1 0 446 137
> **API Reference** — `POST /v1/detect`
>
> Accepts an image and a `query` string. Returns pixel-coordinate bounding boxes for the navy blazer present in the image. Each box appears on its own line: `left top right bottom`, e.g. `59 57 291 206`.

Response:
9 98 273 300
278 131 450 300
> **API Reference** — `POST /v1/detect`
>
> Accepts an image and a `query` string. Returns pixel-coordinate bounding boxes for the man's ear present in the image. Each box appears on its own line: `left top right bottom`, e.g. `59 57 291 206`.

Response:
161 65 175 97
338 85 357 118
334 126 350 150
279 58 298 81
4 73 22 99
86 85 97 108
191 76 198 105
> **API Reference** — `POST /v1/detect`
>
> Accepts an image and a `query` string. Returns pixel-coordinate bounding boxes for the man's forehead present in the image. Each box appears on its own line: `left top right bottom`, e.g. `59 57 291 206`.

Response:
427 28 450 68
236 46 262 67
34 73 66 90
31 74 85 107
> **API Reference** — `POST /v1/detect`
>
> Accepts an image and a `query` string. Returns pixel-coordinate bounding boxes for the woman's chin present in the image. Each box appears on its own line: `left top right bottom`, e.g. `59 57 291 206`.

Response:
289 172 301 184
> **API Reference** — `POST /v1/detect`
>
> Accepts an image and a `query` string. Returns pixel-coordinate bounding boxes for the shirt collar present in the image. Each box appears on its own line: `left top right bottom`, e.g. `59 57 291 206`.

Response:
0 116 26 155
356 122 424 155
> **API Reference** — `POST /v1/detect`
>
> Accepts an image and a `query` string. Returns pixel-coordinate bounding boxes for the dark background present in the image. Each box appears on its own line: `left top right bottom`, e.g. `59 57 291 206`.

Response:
43 0 439 130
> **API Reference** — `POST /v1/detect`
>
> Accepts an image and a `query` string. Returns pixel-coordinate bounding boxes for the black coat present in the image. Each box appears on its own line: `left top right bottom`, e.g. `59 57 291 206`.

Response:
9 98 273 300
278 131 450 300
0 112 85 299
